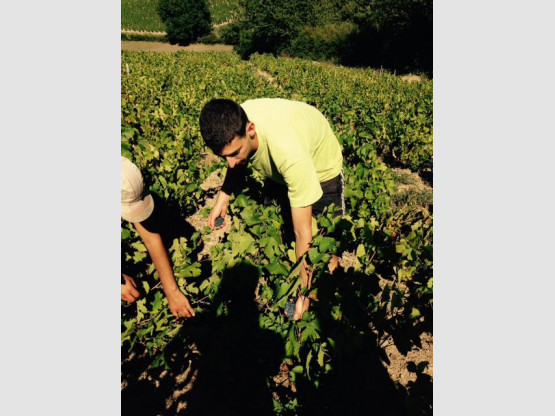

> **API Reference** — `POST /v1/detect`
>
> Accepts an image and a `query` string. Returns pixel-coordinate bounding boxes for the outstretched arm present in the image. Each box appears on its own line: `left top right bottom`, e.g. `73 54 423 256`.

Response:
290 205 314 320
134 222 195 319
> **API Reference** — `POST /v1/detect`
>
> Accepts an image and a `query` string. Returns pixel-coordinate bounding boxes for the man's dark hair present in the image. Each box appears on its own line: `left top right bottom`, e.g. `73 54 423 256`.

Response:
199 99 248 155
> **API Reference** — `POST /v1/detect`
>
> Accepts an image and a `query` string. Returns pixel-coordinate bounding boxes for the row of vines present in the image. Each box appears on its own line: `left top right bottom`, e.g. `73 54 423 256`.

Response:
121 51 433 415
121 0 240 31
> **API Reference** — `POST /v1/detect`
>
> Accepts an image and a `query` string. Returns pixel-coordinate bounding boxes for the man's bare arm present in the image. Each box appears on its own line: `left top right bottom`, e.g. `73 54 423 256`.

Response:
290 205 314 320
134 222 195 319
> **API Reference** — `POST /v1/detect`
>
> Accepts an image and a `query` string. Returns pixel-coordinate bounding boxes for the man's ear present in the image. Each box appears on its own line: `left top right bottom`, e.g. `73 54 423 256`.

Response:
246 122 256 139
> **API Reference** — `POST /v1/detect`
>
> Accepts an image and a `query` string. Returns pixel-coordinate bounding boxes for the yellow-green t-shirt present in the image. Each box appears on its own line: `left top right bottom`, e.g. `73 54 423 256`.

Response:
242 98 343 207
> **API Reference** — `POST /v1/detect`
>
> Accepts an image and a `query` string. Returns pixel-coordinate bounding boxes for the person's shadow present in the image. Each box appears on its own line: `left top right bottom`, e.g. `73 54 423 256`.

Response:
291 266 431 416
163 261 284 415
145 194 203 256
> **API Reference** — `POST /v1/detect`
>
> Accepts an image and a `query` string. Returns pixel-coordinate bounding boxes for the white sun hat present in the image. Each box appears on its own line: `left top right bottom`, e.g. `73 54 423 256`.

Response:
121 156 154 223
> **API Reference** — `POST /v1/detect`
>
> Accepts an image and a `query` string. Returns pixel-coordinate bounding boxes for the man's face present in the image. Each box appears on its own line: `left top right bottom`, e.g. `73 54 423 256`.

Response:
219 135 253 169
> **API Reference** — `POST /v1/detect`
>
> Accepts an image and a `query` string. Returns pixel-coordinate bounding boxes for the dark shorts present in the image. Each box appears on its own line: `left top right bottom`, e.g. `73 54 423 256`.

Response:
311 171 345 217
264 171 345 217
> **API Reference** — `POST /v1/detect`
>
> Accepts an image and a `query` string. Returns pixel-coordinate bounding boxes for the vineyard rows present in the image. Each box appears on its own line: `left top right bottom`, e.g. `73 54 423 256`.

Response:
121 50 433 414
121 0 240 31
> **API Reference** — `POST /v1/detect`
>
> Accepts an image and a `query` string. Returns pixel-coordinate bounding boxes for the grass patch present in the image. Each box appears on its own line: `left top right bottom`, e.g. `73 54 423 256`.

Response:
391 187 433 211
121 32 168 42
390 168 433 211
392 169 422 187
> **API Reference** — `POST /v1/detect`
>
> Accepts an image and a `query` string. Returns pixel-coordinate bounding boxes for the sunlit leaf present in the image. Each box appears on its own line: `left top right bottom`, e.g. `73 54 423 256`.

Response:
356 243 366 258
265 261 289 277
121 228 131 240
410 307 421 319
317 345 325 367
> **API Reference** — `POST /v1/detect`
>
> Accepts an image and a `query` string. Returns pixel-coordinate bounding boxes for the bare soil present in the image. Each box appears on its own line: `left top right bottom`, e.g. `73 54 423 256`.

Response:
186 169 231 260
121 41 234 53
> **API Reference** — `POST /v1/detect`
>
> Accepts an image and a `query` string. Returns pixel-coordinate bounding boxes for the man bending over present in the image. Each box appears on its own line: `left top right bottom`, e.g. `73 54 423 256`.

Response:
199 98 344 320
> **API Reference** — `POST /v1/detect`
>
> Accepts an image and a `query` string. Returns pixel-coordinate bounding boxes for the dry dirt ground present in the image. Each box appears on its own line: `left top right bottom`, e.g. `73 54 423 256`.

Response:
121 40 234 53
121 41 432 413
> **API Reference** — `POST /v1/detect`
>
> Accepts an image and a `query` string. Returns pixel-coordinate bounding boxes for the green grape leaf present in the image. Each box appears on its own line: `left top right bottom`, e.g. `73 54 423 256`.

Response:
410 307 421 319
291 365 304 374
318 345 325 367
311 217 319 236
265 261 289 277
131 241 147 252
356 243 366 258
319 237 336 253
300 325 320 343
230 232 255 256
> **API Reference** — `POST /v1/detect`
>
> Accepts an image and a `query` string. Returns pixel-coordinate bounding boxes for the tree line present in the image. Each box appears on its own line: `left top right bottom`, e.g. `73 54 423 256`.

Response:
159 0 432 76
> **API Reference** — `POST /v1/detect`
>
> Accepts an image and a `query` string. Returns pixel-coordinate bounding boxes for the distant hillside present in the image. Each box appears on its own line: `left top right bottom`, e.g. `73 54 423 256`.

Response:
121 0 239 31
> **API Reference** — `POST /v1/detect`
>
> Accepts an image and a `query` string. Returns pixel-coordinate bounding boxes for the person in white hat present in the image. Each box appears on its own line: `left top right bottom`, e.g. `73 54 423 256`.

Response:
121 156 195 319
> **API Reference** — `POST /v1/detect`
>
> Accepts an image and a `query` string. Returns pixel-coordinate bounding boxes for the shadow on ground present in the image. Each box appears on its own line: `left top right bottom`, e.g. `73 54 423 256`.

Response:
122 262 284 416
288 266 432 416
122 265 432 416
121 182 432 415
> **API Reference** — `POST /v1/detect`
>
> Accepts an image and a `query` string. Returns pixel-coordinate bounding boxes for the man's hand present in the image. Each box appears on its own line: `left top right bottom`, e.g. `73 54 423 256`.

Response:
208 191 230 229
166 287 196 319
292 294 310 321
121 274 141 303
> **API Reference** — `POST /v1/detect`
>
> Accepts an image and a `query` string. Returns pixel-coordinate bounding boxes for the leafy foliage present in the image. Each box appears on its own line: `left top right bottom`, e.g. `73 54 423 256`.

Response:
122 0 166 32
235 0 316 58
122 0 240 30
248 53 433 175
286 21 358 64
218 21 241 45
341 0 433 73
233 0 432 75
158 0 212 45
121 51 433 413
207 0 241 24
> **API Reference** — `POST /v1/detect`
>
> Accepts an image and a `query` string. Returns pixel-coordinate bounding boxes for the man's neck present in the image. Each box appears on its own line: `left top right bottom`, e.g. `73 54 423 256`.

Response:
249 133 259 157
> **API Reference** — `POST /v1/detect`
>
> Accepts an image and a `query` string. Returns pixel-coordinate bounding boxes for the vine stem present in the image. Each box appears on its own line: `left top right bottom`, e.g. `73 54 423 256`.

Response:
191 295 211 305
136 309 165 327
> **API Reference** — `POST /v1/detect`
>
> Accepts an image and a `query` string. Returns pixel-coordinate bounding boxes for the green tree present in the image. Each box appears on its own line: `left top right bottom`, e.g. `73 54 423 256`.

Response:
231 0 431 74
235 0 316 58
340 0 433 72
158 0 212 46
